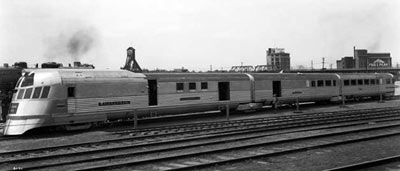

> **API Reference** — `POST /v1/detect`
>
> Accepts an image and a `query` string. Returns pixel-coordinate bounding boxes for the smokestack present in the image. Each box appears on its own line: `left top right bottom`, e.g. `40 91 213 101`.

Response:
74 61 81 68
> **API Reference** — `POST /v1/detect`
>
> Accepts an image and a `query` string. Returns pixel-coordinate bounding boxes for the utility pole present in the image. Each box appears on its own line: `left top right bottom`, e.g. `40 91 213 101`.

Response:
311 60 314 71
322 57 325 70
210 65 212 72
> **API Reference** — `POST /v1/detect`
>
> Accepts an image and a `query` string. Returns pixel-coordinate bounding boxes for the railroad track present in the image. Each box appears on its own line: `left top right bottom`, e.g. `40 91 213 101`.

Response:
112 107 400 136
323 155 400 171
1 107 400 170
77 122 400 171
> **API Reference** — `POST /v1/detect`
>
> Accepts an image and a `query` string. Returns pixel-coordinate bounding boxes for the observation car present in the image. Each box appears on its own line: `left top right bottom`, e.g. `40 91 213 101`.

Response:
339 73 395 99
3 69 395 135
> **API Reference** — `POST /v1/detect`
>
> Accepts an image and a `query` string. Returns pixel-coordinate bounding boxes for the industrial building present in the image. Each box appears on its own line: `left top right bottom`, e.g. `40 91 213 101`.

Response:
337 47 392 70
266 48 291 71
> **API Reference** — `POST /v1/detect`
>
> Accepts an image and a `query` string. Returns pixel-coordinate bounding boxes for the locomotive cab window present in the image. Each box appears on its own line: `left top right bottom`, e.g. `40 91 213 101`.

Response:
189 82 196 91
41 86 50 98
32 87 42 99
176 83 184 92
201 82 208 90
24 88 33 99
386 79 391 84
21 73 34 87
68 87 75 97
333 80 336 86
17 89 25 99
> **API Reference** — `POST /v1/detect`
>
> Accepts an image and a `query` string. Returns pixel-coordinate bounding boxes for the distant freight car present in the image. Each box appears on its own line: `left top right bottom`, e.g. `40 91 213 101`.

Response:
3 69 395 135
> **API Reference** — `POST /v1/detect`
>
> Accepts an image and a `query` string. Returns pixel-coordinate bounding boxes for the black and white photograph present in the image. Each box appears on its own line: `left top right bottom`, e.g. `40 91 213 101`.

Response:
0 0 400 170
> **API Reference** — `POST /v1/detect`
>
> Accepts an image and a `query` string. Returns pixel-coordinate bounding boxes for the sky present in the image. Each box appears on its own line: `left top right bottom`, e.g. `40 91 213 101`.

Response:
0 0 399 71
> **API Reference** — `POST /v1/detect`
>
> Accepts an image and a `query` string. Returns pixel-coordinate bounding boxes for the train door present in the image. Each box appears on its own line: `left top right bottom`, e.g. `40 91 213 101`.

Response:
218 82 230 101
272 81 281 97
67 85 76 114
148 80 158 106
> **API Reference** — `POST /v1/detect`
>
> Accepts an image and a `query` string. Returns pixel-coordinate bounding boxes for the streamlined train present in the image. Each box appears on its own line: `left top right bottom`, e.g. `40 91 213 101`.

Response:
3 69 395 135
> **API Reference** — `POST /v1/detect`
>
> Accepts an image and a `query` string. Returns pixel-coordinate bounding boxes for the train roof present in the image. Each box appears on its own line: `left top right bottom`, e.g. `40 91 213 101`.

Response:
338 72 394 79
23 69 146 86
144 73 252 81
251 73 341 80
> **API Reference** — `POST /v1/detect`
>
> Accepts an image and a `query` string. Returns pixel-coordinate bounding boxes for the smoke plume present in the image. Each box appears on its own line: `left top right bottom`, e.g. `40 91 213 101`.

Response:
43 27 99 62
67 29 96 58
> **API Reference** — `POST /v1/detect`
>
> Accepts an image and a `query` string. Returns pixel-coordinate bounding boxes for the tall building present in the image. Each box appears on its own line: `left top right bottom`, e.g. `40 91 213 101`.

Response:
354 47 391 69
266 48 291 71
336 56 355 69
336 47 392 69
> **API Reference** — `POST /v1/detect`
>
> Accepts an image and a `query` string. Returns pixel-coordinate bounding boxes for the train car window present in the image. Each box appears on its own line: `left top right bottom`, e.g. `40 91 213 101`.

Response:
189 82 196 91
176 83 184 92
201 82 208 90
21 73 34 87
24 88 33 99
41 86 50 98
68 87 75 97
325 80 332 86
32 87 42 99
386 79 391 84
344 80 350 86
311 81 316 87
357 79 363 85
333 80 336 86
350 80 356 86
317 80 324 87
370 79 376 85
364 79 370 85
17 89 25 99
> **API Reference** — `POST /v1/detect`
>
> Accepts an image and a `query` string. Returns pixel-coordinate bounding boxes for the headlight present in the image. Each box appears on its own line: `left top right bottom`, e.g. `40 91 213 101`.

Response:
8 103 19 114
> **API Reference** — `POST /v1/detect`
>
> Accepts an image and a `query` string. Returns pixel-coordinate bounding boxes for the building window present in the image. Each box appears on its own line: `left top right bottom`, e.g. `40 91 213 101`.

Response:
201 82 208 90
176 83 184 92
189 82 196 91
68 87 75 97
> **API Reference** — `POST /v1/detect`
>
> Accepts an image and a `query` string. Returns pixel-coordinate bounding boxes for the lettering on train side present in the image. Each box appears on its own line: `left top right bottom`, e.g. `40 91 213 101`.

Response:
98 101 131 106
